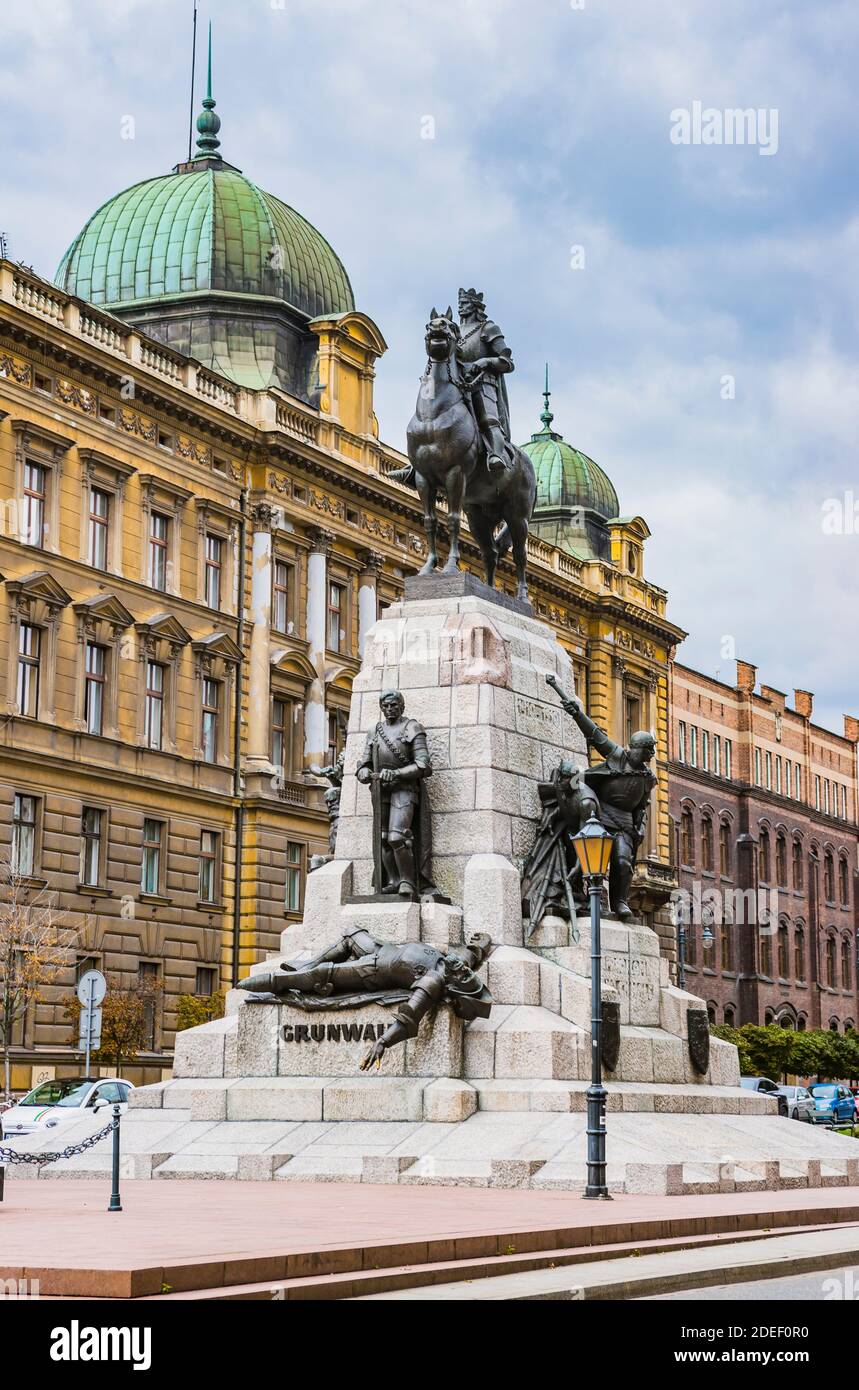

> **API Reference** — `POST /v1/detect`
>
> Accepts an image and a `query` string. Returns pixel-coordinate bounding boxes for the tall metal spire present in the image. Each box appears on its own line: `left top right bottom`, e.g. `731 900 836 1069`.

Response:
539 362 554 431
194 22 222 157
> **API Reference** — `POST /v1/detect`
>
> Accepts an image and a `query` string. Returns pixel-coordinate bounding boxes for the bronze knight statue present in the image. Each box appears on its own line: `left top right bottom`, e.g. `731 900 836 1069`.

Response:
356 690 436 899
236 929 493 1071
522 676 657 927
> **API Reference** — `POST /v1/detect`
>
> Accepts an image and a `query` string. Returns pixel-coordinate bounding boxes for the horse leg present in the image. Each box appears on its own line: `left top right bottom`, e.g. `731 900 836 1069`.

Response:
466 507 499 588
415 471 438 575
441 466 465 575
509 517 530 601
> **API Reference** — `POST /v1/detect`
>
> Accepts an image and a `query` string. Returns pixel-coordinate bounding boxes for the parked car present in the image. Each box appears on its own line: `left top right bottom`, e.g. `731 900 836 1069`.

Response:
808 1083 856 1126
776 1084 815 1122
0 1077 134 1138
739 1076 789 1116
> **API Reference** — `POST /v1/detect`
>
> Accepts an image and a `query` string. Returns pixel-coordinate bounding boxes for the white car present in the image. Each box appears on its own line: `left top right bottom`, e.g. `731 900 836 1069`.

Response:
1 1077 134 1137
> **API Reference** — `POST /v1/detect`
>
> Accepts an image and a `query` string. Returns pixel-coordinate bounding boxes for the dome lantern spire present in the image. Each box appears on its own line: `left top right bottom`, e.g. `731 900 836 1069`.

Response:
539 361 555 433
194 22 221 158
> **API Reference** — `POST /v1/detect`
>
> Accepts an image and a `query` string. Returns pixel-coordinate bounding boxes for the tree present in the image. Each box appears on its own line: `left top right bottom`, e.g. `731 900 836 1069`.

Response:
63 973 163 1077
175 989 225 1033
0 855 77 1101
732 1024 795 1080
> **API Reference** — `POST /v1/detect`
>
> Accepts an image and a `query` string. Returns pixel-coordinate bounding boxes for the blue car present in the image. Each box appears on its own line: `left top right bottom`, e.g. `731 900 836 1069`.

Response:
809 1083 856 1126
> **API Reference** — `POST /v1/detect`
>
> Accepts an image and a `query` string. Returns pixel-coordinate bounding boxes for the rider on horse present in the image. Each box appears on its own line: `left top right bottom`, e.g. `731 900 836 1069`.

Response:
390 289 516 487
455 287 515 478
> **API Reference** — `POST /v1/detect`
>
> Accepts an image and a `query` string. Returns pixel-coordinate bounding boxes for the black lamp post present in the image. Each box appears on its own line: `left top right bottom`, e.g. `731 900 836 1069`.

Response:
571 813 615 1200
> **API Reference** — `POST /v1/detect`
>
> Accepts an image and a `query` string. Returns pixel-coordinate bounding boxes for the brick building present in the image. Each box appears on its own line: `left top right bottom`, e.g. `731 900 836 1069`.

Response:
668 659 859 1031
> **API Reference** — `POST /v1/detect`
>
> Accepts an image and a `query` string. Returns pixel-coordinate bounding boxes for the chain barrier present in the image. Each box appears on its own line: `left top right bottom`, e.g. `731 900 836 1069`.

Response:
0 1114 119 1166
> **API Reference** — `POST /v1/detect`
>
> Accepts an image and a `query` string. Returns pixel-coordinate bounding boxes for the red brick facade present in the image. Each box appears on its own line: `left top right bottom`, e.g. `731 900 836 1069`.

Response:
668 661 859 1031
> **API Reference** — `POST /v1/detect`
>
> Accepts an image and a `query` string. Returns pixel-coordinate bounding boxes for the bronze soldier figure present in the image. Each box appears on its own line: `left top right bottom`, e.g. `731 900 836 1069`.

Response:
236 928 493 1071
538 676 657 922
309 749 345 855
356 690 435 898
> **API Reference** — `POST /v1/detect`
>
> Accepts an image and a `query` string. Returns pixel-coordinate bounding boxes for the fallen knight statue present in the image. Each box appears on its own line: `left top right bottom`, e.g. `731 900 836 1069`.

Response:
236 929 493 1070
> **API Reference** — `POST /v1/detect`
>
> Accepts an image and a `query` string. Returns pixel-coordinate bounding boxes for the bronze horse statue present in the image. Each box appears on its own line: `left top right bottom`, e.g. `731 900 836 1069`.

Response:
398 310 536 602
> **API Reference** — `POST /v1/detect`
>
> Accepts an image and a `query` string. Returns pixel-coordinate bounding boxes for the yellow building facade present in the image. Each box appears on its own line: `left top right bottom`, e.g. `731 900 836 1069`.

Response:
0 108 683 1087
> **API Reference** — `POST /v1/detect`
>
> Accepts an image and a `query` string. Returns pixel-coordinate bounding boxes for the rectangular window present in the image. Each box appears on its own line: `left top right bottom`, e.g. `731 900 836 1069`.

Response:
765 751 772 789
285 840 304 913
148 512 169 590
80 807 103 886
88 487 110 570
201 679 219 763
701 730 709 772
677 721 686 763
195 966 217 996
840 784 847 819
624 692 643 747
198 829 219 903
327 581 346 653
84 643 106 736
271 697 290 772
815 775 821 810
794 763 801 800
327 710 344 765
144 662 164 750
138 961 159 1050
775 757 782 794
17 623 40 718
713 735 721 777
141 819 163 895
272 561 292 633
754 748 761 786
23 461 46 547
204 533 222 609
11 793 37 877
824 780 831 815
689 726 697 768
724 739 732 780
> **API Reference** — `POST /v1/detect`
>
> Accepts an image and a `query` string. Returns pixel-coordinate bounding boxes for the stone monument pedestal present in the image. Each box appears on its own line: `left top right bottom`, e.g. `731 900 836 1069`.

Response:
46 590 857 1194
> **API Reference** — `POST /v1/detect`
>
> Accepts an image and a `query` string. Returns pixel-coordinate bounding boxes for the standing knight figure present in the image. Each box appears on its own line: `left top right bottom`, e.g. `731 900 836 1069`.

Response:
456 287 515 478
356 690 436 899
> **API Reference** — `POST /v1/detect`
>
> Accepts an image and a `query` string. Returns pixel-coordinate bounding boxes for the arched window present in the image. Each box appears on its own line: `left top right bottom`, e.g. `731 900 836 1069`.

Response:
792 838 803 891
759 930 773 978
826 934 837 989
707 1002 717 1024
839 856 850 908
824 851 835 903
794 926 805 981
829 1017 839 1032
797 1016 807 1031
719 821 731 876
758 829 771 883
724 1004 736 1027
841 936 852 991
778 1012 795 1030
681 809 695 866
701 816 714 872
764 1008 775 1024
778 923 790 979
776 834 787 888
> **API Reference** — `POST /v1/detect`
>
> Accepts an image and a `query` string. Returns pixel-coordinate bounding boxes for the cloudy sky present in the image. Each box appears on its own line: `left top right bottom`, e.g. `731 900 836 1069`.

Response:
2 0 857 733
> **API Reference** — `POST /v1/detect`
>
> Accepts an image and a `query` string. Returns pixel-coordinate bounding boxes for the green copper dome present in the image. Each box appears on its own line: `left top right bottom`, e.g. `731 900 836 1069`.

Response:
54 35 353 395
521 375 618 520
520 369 619 561
55 166 353 322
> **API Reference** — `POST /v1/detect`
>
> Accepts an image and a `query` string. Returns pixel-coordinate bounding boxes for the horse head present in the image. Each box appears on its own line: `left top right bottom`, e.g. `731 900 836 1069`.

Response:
424 306 459 362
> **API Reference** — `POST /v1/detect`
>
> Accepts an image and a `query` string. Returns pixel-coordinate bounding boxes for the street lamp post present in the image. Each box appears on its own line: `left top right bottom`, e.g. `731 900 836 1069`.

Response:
571 813 615 1201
